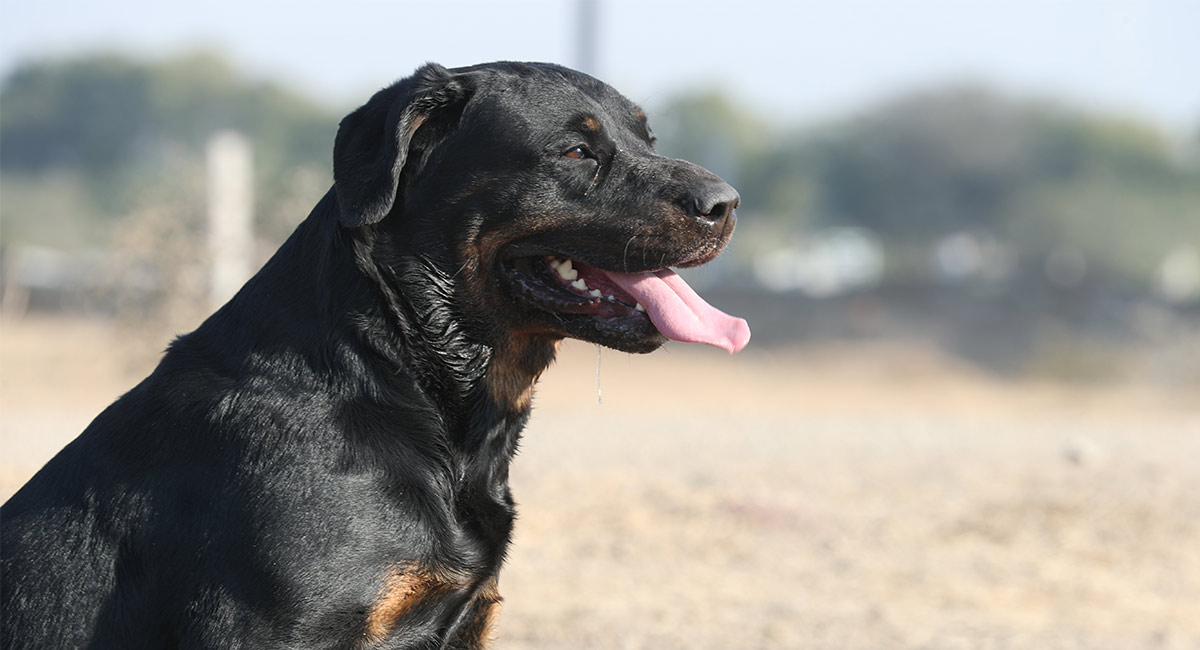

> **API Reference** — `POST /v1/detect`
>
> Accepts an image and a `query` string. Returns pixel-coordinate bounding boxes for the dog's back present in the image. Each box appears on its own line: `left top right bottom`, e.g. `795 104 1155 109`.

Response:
3 226 362 646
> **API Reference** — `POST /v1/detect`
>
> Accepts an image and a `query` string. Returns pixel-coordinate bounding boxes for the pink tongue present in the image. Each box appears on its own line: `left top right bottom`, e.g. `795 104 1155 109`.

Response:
602 269 751 353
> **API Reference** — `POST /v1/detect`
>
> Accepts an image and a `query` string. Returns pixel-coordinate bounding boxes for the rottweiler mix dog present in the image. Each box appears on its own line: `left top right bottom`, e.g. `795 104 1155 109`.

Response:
1 62 749 648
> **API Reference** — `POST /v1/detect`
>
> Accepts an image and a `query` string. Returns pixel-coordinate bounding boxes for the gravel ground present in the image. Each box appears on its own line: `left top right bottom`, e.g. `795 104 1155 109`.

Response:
3 317 1198 649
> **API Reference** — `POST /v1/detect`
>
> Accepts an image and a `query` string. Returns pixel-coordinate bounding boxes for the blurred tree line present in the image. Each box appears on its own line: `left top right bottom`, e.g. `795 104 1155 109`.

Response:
1 51 335 251
655 87 1199 299
2 51 1198 306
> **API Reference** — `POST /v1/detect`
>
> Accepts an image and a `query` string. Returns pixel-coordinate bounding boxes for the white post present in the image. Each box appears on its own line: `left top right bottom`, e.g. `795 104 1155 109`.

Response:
206 130 254 312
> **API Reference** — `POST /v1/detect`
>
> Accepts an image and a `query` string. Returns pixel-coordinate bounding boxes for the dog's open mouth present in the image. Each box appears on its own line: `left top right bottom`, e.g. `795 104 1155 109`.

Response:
504 255 750 353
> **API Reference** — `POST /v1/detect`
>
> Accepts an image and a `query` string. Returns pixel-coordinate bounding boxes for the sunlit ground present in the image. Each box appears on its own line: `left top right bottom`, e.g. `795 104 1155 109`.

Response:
2 316 1197 649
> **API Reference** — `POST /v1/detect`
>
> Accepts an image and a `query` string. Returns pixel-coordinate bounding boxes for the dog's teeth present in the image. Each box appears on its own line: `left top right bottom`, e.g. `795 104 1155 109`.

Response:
571 278 588 291
607 295 616 301
635 303 645 312
557 259 579 281
556 259 580 281
589 289 603 298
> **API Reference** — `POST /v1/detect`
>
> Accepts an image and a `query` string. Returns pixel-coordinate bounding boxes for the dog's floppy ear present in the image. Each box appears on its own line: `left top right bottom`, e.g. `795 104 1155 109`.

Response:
333 63 469 227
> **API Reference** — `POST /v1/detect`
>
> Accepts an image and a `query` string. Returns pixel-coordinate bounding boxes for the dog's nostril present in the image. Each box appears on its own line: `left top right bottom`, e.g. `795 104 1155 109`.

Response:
693 185 741 224
703 199 736 222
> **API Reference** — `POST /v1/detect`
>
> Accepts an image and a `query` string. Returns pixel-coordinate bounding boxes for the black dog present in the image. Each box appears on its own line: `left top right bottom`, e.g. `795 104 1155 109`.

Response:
1 62 749 648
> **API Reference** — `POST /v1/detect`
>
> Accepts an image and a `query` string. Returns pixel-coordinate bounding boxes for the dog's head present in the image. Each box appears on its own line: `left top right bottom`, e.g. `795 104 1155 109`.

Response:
333 62 749 358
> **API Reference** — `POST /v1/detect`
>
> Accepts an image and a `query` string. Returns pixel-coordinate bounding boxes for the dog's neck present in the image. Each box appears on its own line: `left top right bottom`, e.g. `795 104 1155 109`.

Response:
340 216 563 563
179 193 544 570
343 216 565 461
199 193 555 454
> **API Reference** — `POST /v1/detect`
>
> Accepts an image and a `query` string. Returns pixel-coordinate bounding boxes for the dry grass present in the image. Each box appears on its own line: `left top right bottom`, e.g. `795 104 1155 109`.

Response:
2 316 1198 649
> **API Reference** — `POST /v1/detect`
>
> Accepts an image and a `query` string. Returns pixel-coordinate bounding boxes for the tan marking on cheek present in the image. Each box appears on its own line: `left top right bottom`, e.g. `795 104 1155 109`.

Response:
485 336 559 413
363 565 466 646
447 578 504 648
471 595 502 646
462 220 565 413
485 342 538 412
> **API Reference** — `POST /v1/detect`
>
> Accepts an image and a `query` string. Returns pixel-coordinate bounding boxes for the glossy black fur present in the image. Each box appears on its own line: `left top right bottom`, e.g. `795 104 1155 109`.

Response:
0 62 739 648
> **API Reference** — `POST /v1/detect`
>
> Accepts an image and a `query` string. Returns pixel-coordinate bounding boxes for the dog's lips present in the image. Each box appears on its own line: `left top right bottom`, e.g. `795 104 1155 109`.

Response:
544 258 643 310
504 254 750 353
504 256 647 319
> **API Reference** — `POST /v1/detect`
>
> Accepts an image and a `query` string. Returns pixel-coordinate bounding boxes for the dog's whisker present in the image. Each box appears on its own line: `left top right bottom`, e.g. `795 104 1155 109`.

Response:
584 166 601 197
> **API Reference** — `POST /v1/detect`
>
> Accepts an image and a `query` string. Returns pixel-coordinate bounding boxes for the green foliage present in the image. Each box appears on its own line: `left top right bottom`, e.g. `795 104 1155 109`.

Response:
794 87 1183 240
1 51 336 246
1 54 151 175
1 51 334 175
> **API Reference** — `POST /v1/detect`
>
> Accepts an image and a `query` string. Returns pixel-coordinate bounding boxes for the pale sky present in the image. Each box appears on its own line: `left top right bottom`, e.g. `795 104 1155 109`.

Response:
2 0 1197 130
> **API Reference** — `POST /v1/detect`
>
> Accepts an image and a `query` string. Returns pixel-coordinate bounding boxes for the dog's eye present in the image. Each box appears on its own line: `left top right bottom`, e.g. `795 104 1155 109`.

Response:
563 145 595 160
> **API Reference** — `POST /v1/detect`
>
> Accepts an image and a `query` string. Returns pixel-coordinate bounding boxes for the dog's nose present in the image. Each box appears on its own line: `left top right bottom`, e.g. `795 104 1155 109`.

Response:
691 181 740 225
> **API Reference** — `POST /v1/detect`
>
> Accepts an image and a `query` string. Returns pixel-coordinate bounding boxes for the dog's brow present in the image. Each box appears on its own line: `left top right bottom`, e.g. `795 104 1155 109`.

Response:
632 108 655 144
579 115 601 133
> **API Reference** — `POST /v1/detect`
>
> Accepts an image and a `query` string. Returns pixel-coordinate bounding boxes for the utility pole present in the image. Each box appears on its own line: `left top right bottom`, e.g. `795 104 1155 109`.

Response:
576 0 599 75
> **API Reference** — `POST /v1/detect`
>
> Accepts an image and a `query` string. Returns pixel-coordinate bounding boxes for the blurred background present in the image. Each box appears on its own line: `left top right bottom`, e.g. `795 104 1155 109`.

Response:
1 1 1197 648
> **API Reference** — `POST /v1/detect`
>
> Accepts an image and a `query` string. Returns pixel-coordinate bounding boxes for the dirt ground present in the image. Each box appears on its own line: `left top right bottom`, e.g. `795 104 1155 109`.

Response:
2 316 1198 649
